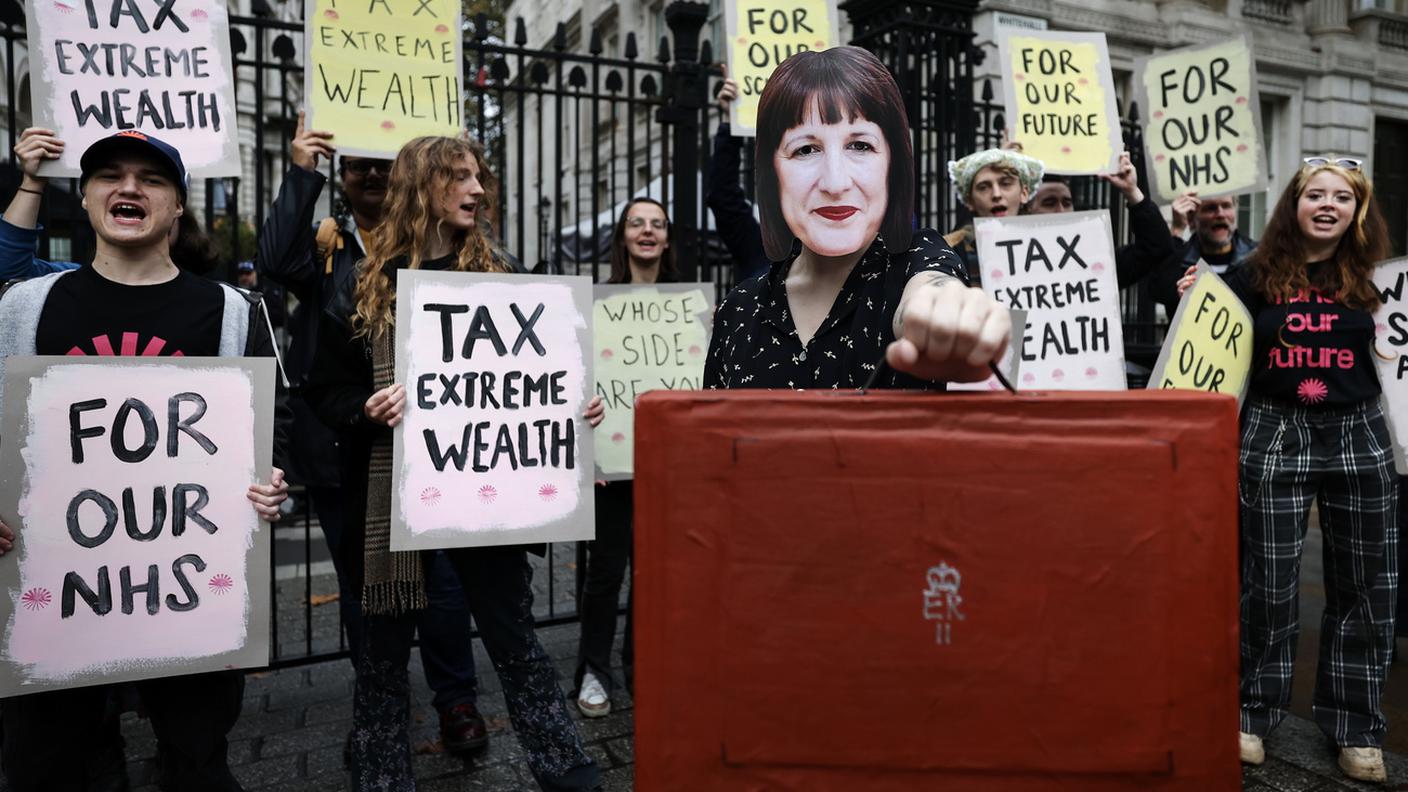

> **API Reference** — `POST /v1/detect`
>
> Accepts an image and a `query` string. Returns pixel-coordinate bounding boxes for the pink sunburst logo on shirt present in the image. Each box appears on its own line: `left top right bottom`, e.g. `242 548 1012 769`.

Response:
420 487 442 506
478 485 498 504
1297 378 1329 405
539 484 559 501
21 588 51 611
209 574 234 595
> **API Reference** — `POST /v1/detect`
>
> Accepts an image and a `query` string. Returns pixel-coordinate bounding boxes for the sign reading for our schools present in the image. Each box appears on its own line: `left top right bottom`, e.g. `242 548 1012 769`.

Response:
724 0 841 136
996 29 1122 175
0 357 275 695
25 0 242 177
975 210 1126 390
593 284 713 480
392 270 595 550
1149 262 1253 403
1135 36 1267 203
305 0 463 159
1372 257 1408 474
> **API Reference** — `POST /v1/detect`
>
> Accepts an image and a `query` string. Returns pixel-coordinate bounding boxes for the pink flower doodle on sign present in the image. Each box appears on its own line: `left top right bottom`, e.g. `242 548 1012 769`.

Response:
611 432 626 444
688 345 703 357
1022 372 1036 384
190 8 208 19
1085 366 1098 380
600 349 614 360
989 269 1004 282
21 588 51 611
1091 262 1106 274
478 485 498 504
1052 368 1065 382
539 484 559 501
420 487 442 506
1298 378 1329 405
209 574 234 595
53 1 75 12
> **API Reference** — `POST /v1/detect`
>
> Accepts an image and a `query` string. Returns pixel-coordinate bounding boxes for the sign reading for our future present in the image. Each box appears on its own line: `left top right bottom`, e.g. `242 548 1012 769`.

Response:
0 357 275 695
724 0 841 136
593 284 713 480
1372 258 1408 474
1149 263 1253 403
305 0 463 159
1135 36 1267 203
996 29 1121 175
24 0 241 177
393 270 595 550
975 210 1126 390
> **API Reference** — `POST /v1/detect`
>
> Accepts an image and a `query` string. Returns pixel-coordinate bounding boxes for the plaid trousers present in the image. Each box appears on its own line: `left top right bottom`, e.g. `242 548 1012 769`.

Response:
1238 397 1398 747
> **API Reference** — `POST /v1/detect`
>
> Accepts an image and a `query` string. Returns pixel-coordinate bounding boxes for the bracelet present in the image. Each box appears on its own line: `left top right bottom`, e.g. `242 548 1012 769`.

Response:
16 187 43 195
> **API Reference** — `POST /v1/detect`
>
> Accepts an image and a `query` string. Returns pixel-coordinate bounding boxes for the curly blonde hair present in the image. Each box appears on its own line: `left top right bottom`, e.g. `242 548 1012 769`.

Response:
352 136 510 338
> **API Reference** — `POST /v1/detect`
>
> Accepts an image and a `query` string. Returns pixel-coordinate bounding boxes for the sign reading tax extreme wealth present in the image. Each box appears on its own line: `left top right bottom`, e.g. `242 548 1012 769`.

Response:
593 284 713 480
305 0 463 158
0 357 275 695
724 0 841 135
24 0 242 176
393 270 595 550
996 29 1121 175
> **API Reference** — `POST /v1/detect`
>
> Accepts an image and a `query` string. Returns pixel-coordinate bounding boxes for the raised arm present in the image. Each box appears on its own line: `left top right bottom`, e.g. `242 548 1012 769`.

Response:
255 111 337 303
1 128 79 279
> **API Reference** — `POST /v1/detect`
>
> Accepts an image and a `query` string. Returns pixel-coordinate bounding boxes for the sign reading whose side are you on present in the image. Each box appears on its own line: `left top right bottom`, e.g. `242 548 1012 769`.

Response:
996 29 1122 175
975 210 1126 390
394 270 595 550
593 284 714 480
1135 36 1267 203
1372 258 1408 474
0 357 275 695
25 0 241 177
1149 262 1253 403
724 0 841 135
305 0 462 158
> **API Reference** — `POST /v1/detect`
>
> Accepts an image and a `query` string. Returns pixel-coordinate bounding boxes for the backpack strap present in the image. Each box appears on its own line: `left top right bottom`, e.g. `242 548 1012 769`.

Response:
316 217 343 276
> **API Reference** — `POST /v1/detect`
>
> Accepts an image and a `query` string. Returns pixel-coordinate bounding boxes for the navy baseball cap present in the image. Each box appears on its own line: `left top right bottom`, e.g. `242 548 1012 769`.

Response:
79 130 189 201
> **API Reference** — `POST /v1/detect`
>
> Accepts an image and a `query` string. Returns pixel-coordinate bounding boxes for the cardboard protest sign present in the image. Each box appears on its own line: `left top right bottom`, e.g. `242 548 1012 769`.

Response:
945 308 1027 392
1149 262 1253 403
975 210 1126 389
1135 36 1267 203
997 30 1122 175
305 0 463 159
724 0 841 136
0 357 274 694
593 284 713 480
24 0 241 177
1372 257 1408 474
392 270 595 549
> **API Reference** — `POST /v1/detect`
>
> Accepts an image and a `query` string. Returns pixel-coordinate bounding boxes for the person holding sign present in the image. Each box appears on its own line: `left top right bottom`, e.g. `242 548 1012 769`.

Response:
706 72 782 283
1152 192 1258 315
306 135 604 792
0 130 289 791
942 147 1045 282
1176 158 1395 782
704 47 1010 390
575 198 677 718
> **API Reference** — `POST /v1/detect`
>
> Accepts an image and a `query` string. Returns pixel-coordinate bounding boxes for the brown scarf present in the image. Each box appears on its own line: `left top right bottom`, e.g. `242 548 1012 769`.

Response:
362 328 426 615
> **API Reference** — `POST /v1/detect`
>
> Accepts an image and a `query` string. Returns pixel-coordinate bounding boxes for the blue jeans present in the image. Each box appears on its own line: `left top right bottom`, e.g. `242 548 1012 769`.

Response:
309 486 478 710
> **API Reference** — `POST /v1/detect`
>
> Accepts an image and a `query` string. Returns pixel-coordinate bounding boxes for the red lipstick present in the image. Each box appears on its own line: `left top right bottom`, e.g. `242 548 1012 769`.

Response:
814 206 859 221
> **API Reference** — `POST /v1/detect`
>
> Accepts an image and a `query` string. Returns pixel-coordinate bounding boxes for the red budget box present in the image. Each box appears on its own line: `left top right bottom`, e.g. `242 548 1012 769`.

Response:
633 390 1240 791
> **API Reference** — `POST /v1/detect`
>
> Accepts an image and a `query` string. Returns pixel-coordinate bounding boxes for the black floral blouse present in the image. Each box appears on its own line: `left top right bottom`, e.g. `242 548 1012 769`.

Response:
704 229 968 390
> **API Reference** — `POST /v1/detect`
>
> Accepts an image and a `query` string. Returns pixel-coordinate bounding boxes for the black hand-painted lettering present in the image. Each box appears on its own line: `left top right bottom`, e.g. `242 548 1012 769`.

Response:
172 483 218 536
120 563 160 615
111 398 159 463
166 553 206 612
69 398 108 464
168 393 218 457
510 303 547 356
123 485 167 541
68 489 118 548
62 567 112 618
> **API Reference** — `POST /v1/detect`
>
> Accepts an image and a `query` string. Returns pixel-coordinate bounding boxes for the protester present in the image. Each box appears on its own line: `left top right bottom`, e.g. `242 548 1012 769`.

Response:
1176 156 1395 783
1025 174 1075 214
3 128 219 279
304 134 604 792
942 147 1044 282
255 113 489 757
574 197 677 718
705 72 774 282
1153 192 1257 313
705 47 1009 391
0 129 290 790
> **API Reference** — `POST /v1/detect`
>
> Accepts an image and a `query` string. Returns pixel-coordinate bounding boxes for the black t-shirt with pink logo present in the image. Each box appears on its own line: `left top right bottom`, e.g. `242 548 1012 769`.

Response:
35 264 224 358
1226 261 1380 407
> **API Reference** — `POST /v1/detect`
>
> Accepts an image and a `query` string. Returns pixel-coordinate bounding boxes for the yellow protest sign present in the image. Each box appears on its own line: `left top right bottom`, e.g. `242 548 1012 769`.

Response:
304 0 463 158
724 0 841 135
997 30 1121 175
593 285 713 479
1149 263 1253 403
1135 36 1267 203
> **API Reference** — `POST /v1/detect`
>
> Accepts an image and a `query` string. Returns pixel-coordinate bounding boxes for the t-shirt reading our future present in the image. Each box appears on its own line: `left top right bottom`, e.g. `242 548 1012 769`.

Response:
1227 262 1379 407
36 265 224 357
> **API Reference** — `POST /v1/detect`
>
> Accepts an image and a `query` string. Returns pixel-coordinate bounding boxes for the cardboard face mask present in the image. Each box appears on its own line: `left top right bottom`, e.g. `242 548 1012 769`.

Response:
754 46 915 263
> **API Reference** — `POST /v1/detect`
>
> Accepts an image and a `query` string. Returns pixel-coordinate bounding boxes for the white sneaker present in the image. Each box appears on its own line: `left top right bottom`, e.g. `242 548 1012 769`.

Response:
577 671 611 718
1339 746 1387 783
1239 731 1265 765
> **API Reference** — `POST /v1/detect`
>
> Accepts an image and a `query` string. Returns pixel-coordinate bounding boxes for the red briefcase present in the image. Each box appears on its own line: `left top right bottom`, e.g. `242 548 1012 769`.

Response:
633 390 1240 791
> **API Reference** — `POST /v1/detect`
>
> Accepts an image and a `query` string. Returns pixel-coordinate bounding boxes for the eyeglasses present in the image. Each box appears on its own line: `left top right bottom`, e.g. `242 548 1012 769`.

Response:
342 158 391 176
1302 156 1362 170
625 217 667 230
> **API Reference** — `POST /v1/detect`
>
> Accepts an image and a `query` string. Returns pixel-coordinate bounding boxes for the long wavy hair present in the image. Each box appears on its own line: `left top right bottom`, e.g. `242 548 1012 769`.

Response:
1247 162 1389 311
352 136 509 338
607 197 677 284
